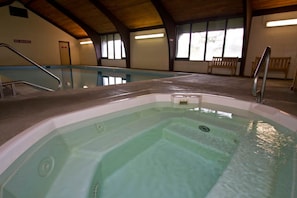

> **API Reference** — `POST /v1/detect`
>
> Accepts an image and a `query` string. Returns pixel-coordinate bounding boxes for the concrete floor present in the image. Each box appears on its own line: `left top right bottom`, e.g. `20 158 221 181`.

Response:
0 73 296 146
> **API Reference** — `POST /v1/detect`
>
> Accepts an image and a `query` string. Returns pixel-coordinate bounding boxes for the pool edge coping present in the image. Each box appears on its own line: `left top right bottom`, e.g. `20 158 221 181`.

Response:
0 92 296 175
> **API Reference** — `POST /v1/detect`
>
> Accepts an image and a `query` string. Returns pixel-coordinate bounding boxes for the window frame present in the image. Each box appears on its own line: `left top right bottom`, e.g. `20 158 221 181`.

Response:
175 17 244 61
102 75 127 86
100 33 126 60
189 21 207 61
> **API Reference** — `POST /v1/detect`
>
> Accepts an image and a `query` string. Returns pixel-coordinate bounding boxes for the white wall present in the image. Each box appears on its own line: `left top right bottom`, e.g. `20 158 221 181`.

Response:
78 39 126 67
174 61 207 73
101 59 126 68
0 2 80 66
175 12 297 78
1 2 296 79
130 28 169 70
174 60 240 75
78 39 97 65
245 11 297 79
92 28 170 69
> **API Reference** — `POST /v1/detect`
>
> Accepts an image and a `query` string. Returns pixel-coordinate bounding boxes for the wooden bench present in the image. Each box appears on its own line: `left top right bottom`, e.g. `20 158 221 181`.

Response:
250 57 291 79
207 57 239 76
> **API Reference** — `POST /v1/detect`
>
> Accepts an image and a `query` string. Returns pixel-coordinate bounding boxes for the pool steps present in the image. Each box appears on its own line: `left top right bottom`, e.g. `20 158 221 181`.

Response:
0 104 254 198
2 93 296 198
205 133 278 198
44 114 243 197
206 124 296 198
163 123 237 160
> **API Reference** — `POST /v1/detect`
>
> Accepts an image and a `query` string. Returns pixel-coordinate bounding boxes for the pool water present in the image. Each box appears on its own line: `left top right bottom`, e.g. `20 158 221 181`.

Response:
0 65 183 90
0 102 296 198
98 133 231 198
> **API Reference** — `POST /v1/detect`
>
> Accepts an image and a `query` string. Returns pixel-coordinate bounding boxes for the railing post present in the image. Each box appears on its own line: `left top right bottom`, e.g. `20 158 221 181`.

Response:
252 46 271 103
0 43 62 90
0 77 4 99
259 51 270 102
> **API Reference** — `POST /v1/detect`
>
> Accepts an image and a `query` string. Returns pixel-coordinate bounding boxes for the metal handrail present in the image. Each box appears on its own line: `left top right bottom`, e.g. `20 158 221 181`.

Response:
252 46 271 103
3 80 55 92
1 80 54 98
0 43 62 89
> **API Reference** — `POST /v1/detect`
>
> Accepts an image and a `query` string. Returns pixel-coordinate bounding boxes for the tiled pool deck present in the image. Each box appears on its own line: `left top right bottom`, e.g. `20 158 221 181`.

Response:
0 73 296 146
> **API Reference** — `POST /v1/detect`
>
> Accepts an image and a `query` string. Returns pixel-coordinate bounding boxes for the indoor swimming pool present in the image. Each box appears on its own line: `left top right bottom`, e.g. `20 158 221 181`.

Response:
0 93 296 198
0 65 184 91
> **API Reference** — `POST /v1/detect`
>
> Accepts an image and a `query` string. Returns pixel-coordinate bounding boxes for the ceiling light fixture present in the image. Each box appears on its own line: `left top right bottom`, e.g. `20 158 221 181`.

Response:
80 40 93 45
266 18 297 27
134 33 164 40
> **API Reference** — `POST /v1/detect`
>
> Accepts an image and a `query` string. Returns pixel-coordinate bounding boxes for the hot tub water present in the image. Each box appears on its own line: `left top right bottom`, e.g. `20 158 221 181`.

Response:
0 95 296 198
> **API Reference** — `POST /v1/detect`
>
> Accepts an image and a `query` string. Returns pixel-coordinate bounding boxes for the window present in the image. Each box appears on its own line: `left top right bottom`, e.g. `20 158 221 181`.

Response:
102 76 126 86
107 34 114 59
114 33 121 59
190 22 207 61
205 20 226 61
224 18 244 57
205 30 224 60
176 17 244 61
176 24 190 58
101 33 126 60
101 36 107 58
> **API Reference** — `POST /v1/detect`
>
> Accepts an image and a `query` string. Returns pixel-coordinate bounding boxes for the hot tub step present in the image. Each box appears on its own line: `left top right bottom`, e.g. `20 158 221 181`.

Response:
205 132 279 198
172 116 241 141
163 123 239 161
44 155 99 198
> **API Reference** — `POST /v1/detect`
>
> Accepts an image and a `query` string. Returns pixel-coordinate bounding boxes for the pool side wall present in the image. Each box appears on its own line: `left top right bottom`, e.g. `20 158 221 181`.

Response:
0 93 296 175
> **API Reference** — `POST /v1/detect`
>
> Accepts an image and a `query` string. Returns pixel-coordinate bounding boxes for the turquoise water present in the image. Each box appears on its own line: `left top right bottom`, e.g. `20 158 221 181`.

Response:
97 131 231 198
0 103 296 198
0 66 182 90
100 139 221 198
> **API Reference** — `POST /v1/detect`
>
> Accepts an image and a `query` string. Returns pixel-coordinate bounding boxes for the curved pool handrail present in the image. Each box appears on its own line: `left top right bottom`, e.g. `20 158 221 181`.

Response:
3 80 55 92
0 43 62 89
252 46 271 103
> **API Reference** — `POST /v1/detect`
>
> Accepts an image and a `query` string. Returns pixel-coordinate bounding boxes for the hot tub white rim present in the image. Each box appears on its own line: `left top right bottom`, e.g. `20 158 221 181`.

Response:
0 93 296 175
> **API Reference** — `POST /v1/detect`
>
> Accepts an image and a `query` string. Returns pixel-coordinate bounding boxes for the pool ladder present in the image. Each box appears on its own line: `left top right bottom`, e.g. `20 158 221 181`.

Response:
0 43 62 98
252 46 271 103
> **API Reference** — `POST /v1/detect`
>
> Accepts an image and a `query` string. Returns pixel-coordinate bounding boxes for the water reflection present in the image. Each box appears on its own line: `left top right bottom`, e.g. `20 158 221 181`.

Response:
190 107 233 119
249 121 293 158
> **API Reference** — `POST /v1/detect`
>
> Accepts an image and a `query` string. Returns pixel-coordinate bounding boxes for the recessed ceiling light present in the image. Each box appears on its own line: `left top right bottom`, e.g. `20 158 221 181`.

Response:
134 33 164 40
266 18 297 27
80 40 93 45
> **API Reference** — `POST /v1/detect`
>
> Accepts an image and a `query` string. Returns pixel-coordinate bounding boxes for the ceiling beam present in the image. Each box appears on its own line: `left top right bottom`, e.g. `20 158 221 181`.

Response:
89 0 130 68
47 0 102 65
151 0 176 71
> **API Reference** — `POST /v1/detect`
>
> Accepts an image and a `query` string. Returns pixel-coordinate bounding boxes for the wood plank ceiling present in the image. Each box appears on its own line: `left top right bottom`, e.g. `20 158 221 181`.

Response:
1 0 297 39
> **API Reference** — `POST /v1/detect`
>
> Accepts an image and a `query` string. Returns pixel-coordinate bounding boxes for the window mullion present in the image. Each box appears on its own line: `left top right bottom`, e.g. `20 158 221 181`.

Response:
113 34 115 60
119 35 121 58
222 19 228 57
204 21 209 61
188 23 192 59
105 34 109 59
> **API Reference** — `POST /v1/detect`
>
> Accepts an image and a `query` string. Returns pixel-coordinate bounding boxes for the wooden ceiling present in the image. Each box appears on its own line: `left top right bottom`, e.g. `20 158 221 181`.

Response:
1 0 297 39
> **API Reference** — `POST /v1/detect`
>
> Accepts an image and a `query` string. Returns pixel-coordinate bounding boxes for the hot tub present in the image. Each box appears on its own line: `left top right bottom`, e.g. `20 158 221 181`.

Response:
0 93 296 198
